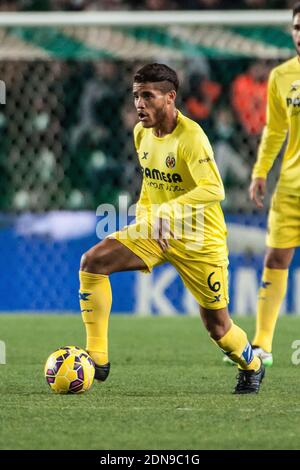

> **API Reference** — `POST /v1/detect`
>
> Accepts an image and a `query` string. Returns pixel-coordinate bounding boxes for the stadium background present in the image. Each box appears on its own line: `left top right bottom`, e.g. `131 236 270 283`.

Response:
0 0 299 315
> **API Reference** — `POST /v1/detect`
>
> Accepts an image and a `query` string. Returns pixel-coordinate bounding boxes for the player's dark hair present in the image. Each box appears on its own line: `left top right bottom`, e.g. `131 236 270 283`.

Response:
293 1 300 16
134 63 179 92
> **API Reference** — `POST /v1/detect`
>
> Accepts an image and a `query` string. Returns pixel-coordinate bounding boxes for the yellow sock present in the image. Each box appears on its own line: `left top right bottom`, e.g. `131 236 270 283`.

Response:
252 267 288 353
215 321 261 371
79 270 112 366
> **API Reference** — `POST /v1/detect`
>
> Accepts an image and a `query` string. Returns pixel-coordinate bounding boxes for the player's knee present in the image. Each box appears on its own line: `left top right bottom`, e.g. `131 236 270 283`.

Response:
201 307 230 340
208 324 228 341
202 317 228 340
265 251 290 269
80 248 110 275
80 251 95 272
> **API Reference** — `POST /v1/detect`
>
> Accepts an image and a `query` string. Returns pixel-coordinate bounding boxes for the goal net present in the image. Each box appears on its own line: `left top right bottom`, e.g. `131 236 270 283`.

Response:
0 11 293 212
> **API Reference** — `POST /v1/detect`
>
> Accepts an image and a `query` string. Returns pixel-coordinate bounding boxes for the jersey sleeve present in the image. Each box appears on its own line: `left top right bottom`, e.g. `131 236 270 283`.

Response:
135 180 151 221
159 129 224 217
252 69 288 179
133 123 151 221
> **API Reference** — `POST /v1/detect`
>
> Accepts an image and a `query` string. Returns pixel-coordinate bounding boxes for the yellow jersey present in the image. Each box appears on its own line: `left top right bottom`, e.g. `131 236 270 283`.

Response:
252 56 300 194
133 111 227 261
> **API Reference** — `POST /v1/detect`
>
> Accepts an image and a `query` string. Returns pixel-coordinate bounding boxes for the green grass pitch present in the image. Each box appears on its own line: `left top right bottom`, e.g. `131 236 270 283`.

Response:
0 314 300 450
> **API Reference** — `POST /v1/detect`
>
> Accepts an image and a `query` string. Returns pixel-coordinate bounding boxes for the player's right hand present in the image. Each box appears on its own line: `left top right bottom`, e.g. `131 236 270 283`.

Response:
154 216 173 252
249 177 266 209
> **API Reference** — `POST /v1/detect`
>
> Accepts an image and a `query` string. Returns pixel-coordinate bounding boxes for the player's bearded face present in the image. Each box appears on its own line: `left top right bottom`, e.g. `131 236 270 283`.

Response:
292 13 300 56
133 82 169 128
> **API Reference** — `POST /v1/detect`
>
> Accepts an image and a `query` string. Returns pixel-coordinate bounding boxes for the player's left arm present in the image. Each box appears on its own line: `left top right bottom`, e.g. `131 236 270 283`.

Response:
133 123 151 222
156 130 224 251
178 129 224 205
160 129 224 215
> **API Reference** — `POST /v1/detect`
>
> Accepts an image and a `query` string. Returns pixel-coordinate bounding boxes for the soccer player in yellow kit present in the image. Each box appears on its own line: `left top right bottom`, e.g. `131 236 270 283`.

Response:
79 63 264 394
249 3 300 367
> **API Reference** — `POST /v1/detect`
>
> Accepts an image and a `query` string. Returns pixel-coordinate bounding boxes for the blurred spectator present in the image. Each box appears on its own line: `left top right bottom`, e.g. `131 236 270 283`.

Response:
243 0 269 7
127 0 178 9
213 107 250 205
231 61 269 136
68 60 125 206
184 70 222 134
0 1 19 10
119 97 141 204
86 0 129 10
70 60 123 151
58 0 90 10
20 0 51 10
285 0 298 7
243 0 288 8
183 0 224 9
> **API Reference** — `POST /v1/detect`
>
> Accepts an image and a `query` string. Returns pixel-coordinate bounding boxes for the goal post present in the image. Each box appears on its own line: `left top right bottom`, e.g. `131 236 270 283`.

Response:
0 10 292 26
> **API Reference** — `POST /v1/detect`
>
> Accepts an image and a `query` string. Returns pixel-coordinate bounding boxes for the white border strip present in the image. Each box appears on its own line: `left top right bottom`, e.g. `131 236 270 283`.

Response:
0 10 292 27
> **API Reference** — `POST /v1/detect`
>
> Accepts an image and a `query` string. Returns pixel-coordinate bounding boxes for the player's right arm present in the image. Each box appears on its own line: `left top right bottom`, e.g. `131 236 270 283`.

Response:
133 124 169 251
135 180 150 222
133 123 151 222
250 69 288 208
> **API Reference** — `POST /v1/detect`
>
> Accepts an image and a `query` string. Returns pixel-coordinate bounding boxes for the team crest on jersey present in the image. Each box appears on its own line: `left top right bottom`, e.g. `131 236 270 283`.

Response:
166 153 176 169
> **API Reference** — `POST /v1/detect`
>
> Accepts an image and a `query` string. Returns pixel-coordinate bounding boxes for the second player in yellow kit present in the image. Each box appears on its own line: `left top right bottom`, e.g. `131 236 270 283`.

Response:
79 63 264 394
252 55 300 249
249 3 300 365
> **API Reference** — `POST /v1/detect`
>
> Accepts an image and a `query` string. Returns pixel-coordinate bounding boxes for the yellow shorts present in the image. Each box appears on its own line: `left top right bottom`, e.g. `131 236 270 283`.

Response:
267 191 300 249
110 221 229 310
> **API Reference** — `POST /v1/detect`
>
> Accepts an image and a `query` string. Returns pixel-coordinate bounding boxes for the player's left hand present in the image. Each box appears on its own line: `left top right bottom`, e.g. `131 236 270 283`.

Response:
249 177 266 209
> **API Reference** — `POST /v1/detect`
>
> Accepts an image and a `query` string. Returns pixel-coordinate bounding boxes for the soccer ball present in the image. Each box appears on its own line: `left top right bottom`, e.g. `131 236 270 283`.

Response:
44 346 95 394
